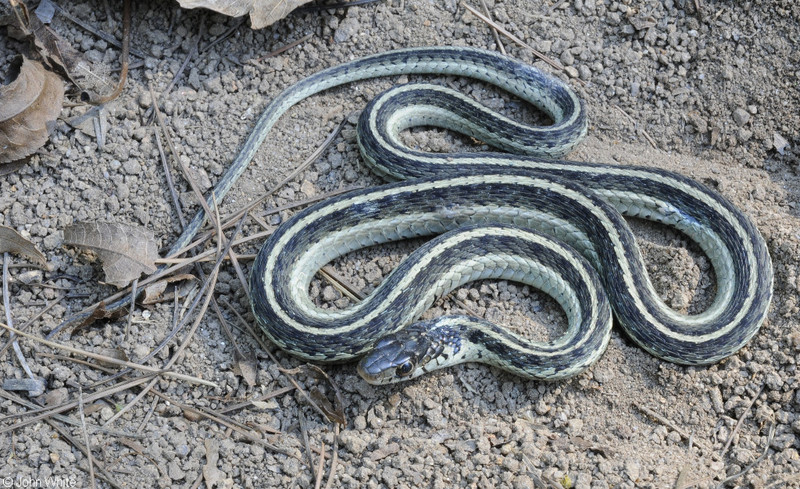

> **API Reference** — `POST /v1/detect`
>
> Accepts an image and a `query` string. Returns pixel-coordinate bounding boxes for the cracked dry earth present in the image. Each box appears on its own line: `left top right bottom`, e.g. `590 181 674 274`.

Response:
1 0 799 488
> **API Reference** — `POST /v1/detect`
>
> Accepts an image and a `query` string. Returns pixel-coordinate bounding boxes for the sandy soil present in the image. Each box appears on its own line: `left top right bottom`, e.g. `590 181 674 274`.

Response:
1 0 799 488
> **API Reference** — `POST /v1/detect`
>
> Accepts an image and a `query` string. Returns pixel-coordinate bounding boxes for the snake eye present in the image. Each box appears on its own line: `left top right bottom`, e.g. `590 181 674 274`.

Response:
395 361 414 377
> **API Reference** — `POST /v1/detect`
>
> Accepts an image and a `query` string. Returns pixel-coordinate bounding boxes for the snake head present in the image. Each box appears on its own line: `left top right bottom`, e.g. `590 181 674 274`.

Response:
357 319 463 385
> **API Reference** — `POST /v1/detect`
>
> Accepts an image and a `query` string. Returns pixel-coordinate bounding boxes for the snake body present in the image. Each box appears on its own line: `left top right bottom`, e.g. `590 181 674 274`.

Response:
243 47 772 384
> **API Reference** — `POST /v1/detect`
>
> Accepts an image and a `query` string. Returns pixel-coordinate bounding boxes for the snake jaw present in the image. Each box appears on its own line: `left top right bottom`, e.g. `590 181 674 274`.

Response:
357 320 461 385
357 329 428 384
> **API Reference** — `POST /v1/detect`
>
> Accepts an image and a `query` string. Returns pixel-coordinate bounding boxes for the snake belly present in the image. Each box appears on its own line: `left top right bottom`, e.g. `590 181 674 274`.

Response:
245 47 773 381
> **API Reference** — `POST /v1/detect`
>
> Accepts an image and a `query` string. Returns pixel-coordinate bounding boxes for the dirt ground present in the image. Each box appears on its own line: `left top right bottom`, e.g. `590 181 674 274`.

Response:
1 0 799 488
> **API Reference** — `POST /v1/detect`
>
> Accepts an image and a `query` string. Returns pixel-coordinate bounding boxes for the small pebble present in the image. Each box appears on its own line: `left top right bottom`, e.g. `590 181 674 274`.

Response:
733 108 751 126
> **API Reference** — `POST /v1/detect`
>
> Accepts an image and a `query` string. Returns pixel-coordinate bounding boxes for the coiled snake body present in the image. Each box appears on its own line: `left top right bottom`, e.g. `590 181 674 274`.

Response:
239 47 773 384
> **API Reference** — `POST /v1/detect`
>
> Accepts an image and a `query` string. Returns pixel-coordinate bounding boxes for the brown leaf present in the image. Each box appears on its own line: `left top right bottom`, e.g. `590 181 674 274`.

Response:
75 301 127 331
141 273 197 304
0 225 47 265
64 222 159 288
232 350 257 387
280 364 347 425
203 438 226 489
4 1 107 97
0 56 64 163
177 0 315 29
95 347 130 368
120 437 146 455
36 387 68 407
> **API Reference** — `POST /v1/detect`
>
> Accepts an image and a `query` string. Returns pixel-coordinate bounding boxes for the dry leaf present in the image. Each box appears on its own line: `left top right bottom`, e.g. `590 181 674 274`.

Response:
74 301 128 331
280 364 347 425
251 399 278 410
141 273 197 304
3 0 109 98
120 437 146 455
0 225 47 265
95 347 130 368
0 56 64 163
177 0 314 29
203 439 226 489
63 222 159 288
232 350 257 387
36 387 68 407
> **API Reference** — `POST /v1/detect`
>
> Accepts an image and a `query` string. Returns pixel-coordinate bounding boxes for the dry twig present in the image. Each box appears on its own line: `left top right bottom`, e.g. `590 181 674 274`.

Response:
716 421 775 489
3 252 37 383
88 0 130 104
462 2 576 80
324 423 340 489
256 33 314 62
314 440 326 489
0 321 216 386
635 403 715 456
78 387 97 489
720 384 764 458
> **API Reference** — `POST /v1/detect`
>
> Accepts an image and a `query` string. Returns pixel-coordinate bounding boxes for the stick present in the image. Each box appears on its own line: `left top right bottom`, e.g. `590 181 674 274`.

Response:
462 2 569 76
720 384 764 458
3 252 36 381
0 322 217 387
78 387 97 489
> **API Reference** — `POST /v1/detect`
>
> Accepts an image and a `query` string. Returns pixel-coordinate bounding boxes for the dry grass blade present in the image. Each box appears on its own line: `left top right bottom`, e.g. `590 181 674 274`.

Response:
0 225 47 265
0 389 124 488
53 122 347 333
635 403 715 457
3 252 39 394
63 221 159 288
152 390 294 456
0 292 65 356
0 56 64 163
716 421 775 489
217 385 295 415
220 299 341 428
149 83 215 226
299 409 316 475
102 377 159 428
256 33 313 61
480 0 505 55
0 374 155 435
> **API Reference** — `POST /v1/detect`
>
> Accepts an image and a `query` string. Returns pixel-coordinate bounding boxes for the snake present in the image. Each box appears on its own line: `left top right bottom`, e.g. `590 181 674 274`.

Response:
235 47 773 384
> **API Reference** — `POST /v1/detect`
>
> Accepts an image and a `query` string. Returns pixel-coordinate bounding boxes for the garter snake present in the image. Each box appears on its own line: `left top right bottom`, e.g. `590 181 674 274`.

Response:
234 47 774 384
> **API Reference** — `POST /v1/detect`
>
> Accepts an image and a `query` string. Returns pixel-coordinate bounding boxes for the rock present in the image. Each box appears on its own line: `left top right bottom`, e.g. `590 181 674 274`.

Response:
733 107 750 126
339 430 368 453
334 17 360 43
773 132 789 154
168 460 185 480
